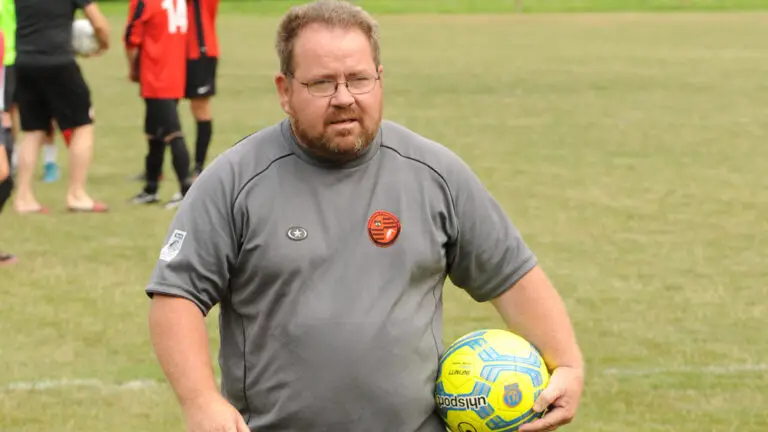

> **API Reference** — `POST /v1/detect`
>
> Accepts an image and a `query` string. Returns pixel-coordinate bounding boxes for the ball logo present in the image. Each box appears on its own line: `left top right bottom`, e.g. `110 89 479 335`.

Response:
503 383 523 408
367 210 401 248
435 394 489 410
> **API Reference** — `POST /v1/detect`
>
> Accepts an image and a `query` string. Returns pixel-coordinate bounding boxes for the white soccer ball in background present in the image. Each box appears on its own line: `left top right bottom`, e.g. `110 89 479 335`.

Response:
72 19 99 56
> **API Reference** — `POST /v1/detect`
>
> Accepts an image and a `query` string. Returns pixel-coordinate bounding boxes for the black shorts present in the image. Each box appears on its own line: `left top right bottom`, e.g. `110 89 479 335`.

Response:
3 64 16 112
15 62 93 132
144 98 181 139
185 57 217 99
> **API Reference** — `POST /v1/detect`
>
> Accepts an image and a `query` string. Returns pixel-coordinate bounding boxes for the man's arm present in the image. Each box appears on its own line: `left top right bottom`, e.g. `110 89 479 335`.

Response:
149 295 219 408
492 267 584 431
491 266 584 372
149 295 250 431
144 155 249 431
82 3 110 52
441 150 584 432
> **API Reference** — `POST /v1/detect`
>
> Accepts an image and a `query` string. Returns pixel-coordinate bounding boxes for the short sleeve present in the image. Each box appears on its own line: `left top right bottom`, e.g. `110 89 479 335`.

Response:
445 159 538 302
124 0 147 48
145 156 240 316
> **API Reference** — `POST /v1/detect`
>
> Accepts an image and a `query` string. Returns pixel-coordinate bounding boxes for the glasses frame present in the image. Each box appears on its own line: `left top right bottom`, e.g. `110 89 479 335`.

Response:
287 72 381 98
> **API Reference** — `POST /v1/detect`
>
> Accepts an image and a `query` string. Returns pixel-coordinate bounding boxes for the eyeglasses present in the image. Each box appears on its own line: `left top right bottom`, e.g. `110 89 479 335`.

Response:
289 73 380 98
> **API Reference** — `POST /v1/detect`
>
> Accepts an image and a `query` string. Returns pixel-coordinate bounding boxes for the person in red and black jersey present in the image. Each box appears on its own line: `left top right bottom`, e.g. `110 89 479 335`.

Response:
125 0 193 209
185 0 219 178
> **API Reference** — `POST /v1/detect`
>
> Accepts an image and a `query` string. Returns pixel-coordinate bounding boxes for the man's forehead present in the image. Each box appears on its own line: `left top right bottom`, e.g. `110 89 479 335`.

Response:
292 24 375 73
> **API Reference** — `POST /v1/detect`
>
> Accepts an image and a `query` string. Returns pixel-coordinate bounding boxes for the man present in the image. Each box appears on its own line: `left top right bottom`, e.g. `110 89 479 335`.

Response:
145 1 585 431
185 0 218 178
125 0 193 209
11 0 110 214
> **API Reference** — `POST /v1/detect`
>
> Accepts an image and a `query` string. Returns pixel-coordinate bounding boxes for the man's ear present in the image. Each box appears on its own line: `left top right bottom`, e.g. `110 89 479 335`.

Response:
274 73 293 115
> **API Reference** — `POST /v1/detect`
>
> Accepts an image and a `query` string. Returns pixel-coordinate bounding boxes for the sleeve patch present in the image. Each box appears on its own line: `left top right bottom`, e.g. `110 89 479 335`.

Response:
159 230 187 262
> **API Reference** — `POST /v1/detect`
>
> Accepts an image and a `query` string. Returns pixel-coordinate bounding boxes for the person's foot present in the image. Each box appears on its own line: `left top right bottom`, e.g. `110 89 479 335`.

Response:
14 199 49 214
66 193 109 212
67 201 109 213
0 251 18 266
164 191 184 210
131 190 160 204
42 162 60 183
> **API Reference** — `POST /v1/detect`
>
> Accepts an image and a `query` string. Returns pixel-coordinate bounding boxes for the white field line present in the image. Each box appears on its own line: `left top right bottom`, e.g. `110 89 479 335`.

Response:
1 378 161 392
2 364 766 392
600 363 768 376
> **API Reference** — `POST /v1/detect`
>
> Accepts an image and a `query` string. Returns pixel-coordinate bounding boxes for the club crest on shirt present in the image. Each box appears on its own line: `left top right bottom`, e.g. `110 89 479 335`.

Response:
367 210 401 248
159 230 187 262
286 226 308 241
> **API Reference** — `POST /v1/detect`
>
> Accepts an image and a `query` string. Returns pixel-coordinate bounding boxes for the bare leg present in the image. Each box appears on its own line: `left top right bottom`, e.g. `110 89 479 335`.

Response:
66 124 99 208
12 130 46 213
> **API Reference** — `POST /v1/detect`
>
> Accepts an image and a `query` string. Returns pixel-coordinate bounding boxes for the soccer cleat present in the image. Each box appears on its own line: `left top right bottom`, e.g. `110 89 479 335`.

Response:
164 192 184 210
131 191 160 204
192 166 203 180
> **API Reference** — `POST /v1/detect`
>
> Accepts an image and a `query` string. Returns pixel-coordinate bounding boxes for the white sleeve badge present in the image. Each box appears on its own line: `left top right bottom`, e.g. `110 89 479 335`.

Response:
159 230 187 262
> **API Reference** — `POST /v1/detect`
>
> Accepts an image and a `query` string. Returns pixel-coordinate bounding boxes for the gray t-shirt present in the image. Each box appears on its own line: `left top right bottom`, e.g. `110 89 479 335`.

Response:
146 119 538 431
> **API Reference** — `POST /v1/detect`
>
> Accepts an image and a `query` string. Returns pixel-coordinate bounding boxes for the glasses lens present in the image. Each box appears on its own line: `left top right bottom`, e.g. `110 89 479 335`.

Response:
308 81 337 96
347 77 376 94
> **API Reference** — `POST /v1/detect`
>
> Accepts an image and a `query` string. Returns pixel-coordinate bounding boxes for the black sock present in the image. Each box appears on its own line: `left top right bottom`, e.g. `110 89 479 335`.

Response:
4 127 14 175
3 128 13 154
0 177 12 213
144 138 165 194
194 120 212 170
0 129 12 212
169 136 192 193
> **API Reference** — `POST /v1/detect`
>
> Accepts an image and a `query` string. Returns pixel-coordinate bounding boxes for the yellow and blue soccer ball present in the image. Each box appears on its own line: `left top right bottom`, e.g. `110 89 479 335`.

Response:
435 329 551 432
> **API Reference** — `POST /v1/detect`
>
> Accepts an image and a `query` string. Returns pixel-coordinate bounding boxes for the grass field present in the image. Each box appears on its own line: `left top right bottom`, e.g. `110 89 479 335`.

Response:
96 0 768 14
2 3 768 432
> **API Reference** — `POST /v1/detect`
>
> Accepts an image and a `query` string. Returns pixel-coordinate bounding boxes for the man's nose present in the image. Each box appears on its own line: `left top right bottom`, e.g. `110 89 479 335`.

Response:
331 83 355 107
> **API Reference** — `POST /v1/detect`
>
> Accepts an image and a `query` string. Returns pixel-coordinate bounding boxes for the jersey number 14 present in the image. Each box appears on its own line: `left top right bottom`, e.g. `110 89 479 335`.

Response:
162 0 188 34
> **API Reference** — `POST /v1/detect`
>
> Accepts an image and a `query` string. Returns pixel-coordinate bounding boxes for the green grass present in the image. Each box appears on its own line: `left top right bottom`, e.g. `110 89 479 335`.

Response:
97 0 768 15
2 10 768 432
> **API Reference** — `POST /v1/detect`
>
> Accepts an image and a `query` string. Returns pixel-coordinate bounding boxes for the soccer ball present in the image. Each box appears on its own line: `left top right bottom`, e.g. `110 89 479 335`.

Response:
435 329 551 432
72 19 99 56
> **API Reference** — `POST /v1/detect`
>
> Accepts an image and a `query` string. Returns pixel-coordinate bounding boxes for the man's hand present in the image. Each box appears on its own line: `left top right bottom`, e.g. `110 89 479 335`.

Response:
518 366 584 432
183 393 250 432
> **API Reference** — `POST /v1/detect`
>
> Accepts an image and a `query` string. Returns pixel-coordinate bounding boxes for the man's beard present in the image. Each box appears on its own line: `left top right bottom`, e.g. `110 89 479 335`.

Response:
290 113 379 161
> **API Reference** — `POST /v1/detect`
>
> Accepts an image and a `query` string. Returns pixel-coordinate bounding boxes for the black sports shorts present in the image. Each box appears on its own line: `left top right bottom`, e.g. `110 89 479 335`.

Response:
15 61 93 132
185 56 217 99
